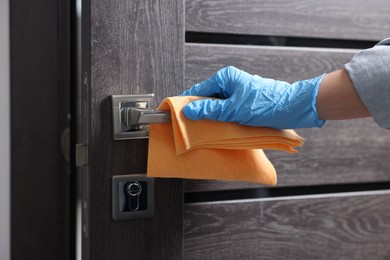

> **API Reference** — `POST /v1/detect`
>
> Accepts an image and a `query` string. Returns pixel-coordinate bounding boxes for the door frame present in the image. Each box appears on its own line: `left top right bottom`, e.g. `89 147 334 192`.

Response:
10 0 73 259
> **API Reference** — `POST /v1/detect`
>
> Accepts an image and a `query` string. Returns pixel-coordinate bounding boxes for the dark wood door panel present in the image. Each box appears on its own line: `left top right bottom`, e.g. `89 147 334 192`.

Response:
185 43 357 87
184 44 390 192
185 118 390 192
87 0 184 259
186 0 390 41
184 191 390 259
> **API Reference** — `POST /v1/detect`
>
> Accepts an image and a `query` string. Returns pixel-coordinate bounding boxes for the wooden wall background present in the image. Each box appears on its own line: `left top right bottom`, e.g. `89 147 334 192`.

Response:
183 0 390 259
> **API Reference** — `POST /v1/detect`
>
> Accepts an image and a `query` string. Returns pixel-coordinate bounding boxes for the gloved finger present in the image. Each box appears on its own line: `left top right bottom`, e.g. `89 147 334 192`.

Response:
182 98 229 121
180 65 246 97
180 74 226 97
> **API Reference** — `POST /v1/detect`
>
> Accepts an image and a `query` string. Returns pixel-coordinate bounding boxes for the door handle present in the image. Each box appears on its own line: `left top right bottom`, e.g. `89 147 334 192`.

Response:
110 94 170 140
122 107 171 129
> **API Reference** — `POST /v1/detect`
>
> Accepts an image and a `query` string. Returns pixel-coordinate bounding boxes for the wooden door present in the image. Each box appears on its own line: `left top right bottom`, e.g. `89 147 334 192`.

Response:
80 0 184 259
183 1 390 259
80 0 390 259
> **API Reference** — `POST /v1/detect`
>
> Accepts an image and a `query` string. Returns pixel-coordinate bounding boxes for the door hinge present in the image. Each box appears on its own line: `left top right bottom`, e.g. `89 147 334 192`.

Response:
76 143 88 167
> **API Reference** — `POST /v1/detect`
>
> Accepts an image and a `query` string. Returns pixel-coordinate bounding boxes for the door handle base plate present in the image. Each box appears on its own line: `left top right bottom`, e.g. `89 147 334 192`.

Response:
110 94 154 140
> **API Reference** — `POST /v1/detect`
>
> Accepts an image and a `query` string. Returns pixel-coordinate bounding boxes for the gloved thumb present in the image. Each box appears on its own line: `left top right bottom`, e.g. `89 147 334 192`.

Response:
182 99 226 121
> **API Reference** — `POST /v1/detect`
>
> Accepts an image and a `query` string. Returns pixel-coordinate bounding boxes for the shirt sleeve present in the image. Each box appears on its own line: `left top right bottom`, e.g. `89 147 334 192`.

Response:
344 37 390 128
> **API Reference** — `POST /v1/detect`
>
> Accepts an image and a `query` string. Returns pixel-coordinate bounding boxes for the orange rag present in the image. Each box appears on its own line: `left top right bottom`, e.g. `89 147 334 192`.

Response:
147 96 303 185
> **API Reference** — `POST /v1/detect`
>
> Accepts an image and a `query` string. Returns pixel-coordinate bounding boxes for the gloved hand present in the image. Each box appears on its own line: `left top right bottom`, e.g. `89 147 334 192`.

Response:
180 66 326 129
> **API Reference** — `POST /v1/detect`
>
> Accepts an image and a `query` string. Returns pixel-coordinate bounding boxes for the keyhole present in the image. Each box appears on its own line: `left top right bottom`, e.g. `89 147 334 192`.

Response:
125 181 142 211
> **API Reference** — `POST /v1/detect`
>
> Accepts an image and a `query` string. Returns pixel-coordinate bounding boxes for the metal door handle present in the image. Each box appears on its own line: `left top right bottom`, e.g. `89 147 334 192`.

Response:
110 94 170 140
122 107 171 129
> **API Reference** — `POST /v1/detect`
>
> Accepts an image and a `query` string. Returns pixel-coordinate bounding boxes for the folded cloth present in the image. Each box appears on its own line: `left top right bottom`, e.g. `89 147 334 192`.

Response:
147 96 304 185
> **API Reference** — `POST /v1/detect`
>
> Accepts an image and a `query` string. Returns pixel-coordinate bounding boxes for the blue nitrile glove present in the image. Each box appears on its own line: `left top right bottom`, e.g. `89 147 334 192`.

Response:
180 66 326 129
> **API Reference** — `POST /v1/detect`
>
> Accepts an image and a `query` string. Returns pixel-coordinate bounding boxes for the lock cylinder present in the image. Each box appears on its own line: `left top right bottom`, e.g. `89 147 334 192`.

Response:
112 174 154 220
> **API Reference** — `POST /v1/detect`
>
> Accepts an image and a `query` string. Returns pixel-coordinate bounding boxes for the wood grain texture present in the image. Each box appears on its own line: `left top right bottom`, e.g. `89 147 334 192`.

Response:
185 119 390 191
185 0 390 41
184 191 390 259
11 0 71 259
185 43 357 86
184 44 390 192
89 0 184 259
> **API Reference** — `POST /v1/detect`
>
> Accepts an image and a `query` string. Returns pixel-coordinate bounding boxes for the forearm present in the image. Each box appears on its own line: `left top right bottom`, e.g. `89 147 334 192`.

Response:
316 69 370 120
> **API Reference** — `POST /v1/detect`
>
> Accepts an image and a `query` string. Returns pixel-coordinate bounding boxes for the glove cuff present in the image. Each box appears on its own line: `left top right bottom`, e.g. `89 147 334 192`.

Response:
311 73 326 128
289 74 327 129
